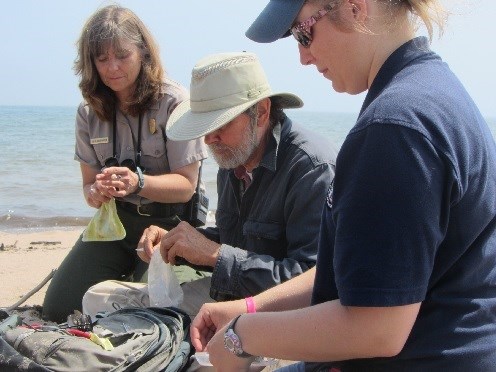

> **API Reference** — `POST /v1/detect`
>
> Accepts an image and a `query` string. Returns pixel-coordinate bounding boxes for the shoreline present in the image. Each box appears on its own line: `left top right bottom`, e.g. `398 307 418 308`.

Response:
0 214 91 233
0 210 217 233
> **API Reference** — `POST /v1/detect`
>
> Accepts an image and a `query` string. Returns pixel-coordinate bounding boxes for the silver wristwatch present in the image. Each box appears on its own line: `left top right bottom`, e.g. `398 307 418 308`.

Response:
132 166 145 194
224 315 253 358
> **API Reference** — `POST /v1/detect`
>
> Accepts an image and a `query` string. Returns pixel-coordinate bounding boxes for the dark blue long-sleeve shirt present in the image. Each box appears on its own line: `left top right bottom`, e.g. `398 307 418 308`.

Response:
202 115 337 301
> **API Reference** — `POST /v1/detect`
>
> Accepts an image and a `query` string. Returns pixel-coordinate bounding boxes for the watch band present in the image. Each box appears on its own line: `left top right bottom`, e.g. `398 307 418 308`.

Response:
224 315 253 358
132 166 145 194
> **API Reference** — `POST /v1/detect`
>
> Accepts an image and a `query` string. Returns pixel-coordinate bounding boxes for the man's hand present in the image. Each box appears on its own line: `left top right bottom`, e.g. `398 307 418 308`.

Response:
137 225 168 263
160 221 221 267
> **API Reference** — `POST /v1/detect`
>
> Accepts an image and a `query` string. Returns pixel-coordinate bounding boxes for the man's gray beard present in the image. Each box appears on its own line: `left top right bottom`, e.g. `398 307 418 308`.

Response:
208 121 259 169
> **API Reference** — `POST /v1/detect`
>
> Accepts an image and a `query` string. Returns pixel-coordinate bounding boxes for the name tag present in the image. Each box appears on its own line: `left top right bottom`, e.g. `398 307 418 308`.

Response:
90 137 109 145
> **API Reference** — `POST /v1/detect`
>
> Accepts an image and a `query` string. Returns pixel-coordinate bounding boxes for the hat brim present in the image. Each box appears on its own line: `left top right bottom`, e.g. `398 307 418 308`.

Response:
245 0 305 43
166 92 303 141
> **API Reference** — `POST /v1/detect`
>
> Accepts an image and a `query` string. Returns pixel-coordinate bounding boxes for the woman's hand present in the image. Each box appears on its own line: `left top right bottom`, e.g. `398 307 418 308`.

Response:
81 164 115 208
84 181 112 208
98 166 139 197
190 300 246 352
206 317 255 371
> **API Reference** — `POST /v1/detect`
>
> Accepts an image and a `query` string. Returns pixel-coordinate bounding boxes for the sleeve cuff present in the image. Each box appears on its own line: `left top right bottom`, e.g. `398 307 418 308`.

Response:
210 244 248 300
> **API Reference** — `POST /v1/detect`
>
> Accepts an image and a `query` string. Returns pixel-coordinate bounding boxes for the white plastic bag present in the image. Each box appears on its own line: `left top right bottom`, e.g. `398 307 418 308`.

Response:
148 248 183 307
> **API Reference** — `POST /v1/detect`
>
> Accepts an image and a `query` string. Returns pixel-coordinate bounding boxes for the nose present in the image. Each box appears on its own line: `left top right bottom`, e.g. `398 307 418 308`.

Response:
298 44 313 65
204 132 218 145
107 57 120 71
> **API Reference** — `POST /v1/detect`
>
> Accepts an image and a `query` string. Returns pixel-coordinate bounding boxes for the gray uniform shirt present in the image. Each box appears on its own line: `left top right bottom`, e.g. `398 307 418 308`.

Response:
204 115 337 301
74 79 208 205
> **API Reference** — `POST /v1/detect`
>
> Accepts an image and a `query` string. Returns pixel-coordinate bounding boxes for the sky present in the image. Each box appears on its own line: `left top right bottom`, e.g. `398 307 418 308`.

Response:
1 0 495 118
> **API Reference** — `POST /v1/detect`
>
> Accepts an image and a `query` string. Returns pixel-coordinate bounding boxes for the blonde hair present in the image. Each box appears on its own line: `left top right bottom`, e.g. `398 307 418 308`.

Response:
74 4 164 121
307 0 447 41
401 0 446 40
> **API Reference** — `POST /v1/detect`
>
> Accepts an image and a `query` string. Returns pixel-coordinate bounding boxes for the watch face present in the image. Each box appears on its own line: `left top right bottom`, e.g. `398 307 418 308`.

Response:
225 336 236 351
224 329 242 355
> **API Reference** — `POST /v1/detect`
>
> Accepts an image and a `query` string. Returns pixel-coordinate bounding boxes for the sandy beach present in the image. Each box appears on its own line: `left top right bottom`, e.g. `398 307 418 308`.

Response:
0 228 83 309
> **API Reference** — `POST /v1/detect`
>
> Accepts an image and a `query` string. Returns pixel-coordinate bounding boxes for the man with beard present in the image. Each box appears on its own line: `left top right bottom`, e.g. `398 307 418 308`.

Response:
82 52 336 318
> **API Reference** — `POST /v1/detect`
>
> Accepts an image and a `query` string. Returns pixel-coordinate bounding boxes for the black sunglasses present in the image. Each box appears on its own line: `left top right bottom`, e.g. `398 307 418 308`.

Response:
290 3 334 48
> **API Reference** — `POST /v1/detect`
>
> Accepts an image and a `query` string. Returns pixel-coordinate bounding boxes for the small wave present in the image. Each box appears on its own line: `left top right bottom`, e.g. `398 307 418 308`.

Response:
0 214 91 232
0 210 216 233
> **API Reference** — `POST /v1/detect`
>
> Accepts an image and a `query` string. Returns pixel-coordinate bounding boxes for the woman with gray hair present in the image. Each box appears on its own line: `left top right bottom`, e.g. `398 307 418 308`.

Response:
42 4 207 323
191 0 496 370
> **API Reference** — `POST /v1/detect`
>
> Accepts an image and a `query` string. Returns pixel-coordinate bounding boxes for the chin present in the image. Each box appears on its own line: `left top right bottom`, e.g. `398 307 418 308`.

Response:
331 81 346 94
347 86 368 95
332 81 366 95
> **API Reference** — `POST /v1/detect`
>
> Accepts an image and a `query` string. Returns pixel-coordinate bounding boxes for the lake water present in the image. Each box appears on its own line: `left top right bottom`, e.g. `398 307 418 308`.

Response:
1 106 494 231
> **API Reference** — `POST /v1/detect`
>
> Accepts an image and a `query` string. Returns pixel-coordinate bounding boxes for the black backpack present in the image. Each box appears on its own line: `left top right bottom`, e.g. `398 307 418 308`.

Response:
0 307 192 371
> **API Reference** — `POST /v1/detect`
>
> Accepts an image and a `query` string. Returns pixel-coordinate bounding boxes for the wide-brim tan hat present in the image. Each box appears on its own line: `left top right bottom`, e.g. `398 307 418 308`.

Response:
166 52 303 141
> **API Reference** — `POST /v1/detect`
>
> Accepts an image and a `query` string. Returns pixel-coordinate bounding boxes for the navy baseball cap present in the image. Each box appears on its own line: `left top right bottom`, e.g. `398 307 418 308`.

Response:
246 0 306 43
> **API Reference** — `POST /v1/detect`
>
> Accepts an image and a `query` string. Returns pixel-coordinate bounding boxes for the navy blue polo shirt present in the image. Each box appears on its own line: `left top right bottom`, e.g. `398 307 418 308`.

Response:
311 37 496 370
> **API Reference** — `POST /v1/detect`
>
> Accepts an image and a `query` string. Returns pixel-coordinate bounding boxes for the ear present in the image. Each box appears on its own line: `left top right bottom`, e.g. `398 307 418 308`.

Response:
347 0 368 23
256 97 271 128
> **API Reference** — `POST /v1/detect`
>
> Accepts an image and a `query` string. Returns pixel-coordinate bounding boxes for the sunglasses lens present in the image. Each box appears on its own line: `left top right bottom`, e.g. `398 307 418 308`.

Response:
104 157 119 167
121 159 137 172
291 27 312 47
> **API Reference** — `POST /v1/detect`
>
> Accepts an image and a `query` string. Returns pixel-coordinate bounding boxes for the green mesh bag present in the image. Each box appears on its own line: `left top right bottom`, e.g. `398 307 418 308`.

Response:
82 199 126 242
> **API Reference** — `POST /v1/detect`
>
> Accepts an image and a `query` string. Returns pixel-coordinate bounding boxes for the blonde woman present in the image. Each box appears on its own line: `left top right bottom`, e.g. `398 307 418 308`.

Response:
191 0 496 370
43 5 207 323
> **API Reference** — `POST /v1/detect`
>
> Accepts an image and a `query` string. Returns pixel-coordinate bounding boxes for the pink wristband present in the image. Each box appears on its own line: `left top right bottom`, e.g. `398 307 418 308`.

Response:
245 296 256 313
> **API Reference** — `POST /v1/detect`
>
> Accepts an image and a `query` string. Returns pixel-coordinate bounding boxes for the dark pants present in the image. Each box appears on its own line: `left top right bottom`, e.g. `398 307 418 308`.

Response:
42 205 189 323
